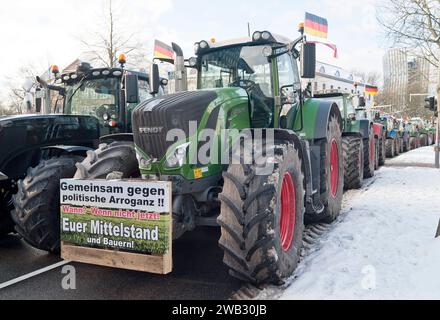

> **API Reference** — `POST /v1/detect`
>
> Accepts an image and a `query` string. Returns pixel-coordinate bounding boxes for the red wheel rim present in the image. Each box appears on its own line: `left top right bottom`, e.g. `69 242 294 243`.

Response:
370 138 375 163
330 139 339 198
280 172 296 252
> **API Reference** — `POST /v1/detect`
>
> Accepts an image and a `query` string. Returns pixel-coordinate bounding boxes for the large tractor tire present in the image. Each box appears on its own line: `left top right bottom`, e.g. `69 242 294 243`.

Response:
409 137 418 150
403 137 409 152
378 134 386 166
386 139 395 158
320 116 344 223
363 129 375 179
342 136 364 190
0 192 14 237
394 138 401 157
374 138 380 170
11 156 83 252
218 141 305 285
74 141 139 180
419 134 428 147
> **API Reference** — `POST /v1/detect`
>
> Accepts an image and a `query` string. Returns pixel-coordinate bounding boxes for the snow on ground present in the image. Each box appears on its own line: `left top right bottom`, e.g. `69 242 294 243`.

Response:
279 147 440 300
387 146 436 166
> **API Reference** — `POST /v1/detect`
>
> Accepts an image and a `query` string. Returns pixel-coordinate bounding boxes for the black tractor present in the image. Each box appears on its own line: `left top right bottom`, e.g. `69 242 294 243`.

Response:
0 57 166 251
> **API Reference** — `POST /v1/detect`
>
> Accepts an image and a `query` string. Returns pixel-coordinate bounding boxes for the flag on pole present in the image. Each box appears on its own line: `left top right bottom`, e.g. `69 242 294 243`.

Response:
305 12 328 39
306 41 338 58
154 40 174 60
365 85 379 95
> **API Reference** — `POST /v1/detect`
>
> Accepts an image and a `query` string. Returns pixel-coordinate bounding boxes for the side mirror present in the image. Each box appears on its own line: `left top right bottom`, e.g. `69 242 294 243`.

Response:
301 43 316 79
149 64 161 95
125 74 139 104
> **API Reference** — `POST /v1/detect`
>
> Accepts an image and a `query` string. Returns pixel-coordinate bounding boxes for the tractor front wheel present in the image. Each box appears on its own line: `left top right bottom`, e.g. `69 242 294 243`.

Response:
218 141 305 285
342 136 364 190
11 156 83 252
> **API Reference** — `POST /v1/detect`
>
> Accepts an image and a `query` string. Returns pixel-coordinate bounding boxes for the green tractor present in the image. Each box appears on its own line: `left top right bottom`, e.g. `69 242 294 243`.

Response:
4 58 166 250
313 93 375 190
75 29 345 285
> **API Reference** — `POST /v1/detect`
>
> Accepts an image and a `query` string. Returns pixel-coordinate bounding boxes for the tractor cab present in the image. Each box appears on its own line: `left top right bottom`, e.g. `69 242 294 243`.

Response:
191 31 315 129
37 58 167 135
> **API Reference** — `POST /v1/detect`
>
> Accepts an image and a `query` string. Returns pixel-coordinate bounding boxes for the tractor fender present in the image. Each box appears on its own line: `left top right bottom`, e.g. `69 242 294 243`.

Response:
0 171 8 181
299 99 343 141
357 120 371 140
273 129 304 161
41 145 94 155
342 132 363 139
372 123 384 139
100 133 134 144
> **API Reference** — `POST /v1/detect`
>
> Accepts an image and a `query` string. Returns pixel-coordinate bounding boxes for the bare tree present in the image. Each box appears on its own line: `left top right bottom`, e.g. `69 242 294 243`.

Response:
5 65 40 114
378 0 440 67
79 0 148 68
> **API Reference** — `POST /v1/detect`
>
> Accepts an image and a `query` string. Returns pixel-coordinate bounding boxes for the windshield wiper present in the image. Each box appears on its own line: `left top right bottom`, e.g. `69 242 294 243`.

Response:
67 76 87 105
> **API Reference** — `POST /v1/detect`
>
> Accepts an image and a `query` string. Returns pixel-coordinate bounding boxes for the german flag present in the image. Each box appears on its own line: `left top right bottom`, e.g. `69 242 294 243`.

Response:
365 85 379 96
305 12 328 39
154 40 174 61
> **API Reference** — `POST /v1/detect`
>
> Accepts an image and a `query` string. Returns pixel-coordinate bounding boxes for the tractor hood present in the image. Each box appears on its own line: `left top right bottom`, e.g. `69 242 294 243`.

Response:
0 114 101 177
133 88 247 161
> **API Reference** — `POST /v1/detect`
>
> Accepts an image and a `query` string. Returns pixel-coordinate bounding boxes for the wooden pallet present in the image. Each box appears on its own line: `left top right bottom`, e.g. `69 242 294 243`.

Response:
61 242 172 274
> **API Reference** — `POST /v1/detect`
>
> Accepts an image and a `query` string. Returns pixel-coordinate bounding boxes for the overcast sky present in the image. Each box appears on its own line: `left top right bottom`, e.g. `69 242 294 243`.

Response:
0 0 386 100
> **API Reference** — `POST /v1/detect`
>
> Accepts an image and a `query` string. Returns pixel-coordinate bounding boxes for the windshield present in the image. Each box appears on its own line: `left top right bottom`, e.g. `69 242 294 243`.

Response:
199 45 273 96
65 78 119 119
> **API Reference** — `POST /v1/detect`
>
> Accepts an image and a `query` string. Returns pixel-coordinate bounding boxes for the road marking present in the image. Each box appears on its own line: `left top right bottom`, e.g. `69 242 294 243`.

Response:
0 260 72 290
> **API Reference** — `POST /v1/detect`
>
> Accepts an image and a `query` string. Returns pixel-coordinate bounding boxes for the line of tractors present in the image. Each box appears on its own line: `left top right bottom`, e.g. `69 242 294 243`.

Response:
0 25 435 285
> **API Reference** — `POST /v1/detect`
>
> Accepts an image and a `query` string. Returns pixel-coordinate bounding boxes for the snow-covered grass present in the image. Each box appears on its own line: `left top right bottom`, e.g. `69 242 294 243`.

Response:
279 147 440 300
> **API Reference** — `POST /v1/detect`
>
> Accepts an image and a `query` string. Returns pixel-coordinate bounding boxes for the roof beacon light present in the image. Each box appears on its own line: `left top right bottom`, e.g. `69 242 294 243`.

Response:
51 65 60 75
118 53 127 67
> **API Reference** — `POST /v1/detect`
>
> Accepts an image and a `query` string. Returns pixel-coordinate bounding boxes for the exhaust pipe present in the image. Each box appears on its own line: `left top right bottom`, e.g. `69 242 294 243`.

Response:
172 43 188 93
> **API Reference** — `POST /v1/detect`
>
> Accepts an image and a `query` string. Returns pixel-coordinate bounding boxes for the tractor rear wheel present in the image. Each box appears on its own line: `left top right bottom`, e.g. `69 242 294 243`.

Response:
363 129 375 178
320 116 343 223
386 139 395 158
394 138 400 157
378 136 386 166
11 156 83 252
218 141 305 285
342 136 364 190
374 138 380 170
0 191 14 237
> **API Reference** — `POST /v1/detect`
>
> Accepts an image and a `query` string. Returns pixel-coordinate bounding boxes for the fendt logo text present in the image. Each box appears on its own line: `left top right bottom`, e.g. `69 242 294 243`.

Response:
139 127 165 134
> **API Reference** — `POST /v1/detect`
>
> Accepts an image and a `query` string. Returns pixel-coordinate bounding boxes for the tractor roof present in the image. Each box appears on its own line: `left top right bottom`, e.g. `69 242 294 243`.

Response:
210 33 292 49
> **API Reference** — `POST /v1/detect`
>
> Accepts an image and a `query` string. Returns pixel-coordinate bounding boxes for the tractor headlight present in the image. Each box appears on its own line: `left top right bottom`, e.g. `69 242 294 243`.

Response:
188 57 198 67
136 152 152 170
262 31 272 40
253 31 262 41
199 41 209 50
165 142 191 168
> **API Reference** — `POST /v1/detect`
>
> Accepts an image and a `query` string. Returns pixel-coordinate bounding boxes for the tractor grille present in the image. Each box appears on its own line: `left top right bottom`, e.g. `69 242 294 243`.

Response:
133 91 218 160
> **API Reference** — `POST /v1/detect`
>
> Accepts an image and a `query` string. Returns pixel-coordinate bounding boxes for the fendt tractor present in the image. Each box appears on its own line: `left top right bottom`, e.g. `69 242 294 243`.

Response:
74 27 345 285
0 55 166 250
313 93 376 190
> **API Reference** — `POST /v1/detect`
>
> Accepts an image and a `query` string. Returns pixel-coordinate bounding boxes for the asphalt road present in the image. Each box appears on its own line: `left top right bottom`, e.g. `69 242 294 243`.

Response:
0 227 241 300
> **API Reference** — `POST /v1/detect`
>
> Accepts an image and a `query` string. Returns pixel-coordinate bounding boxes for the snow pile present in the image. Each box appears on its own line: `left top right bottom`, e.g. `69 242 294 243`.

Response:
280 147 440 300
